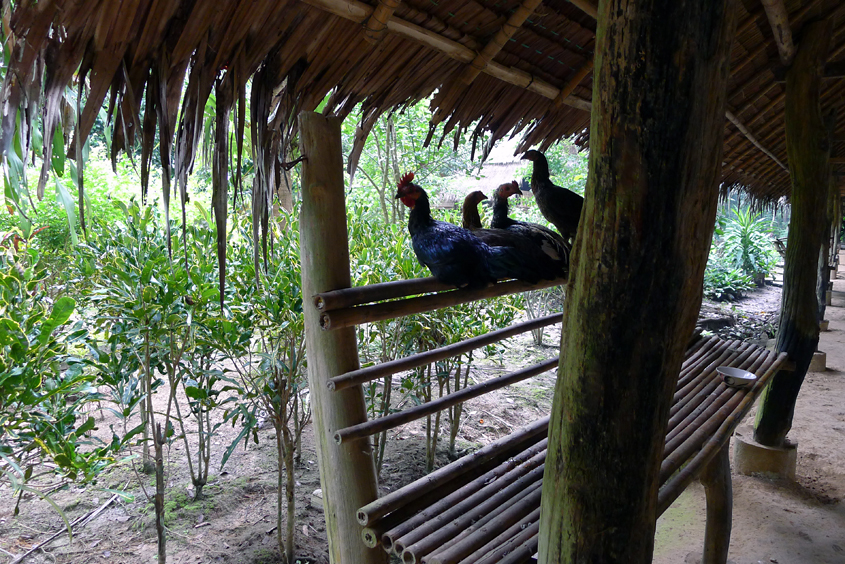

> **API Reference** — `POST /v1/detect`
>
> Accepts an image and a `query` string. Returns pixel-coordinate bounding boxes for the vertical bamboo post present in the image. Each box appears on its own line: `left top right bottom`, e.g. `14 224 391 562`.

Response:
754 20 832 448
299 111 387 564
537 1 737 562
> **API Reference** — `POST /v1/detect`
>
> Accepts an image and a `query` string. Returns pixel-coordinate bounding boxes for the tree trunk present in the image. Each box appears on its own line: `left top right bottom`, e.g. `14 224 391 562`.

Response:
817 177 835 321
298 112 386 564
537 1 737 562
754 21 832 448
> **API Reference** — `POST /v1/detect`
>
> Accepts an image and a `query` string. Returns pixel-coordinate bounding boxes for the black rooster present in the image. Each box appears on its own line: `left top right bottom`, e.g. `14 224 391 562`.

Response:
521 150 584 242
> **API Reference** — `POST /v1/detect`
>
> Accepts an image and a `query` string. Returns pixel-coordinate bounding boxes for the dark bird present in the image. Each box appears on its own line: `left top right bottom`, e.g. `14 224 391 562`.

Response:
521 150 584 243
461 190 487 230
461 187 567 281
396 173 556 288
490 181 570 272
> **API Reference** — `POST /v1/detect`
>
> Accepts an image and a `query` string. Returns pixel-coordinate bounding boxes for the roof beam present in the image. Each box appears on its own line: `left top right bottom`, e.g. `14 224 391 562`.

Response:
726 110 788 171
363 0 401 44
567 0 597 19
761 0 795 65
832 157 845 164
458 0 543 86
299 0 592 111
554 59 593 107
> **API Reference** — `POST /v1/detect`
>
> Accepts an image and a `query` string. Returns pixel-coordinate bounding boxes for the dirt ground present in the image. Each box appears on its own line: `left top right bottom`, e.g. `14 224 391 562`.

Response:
2 256 844 564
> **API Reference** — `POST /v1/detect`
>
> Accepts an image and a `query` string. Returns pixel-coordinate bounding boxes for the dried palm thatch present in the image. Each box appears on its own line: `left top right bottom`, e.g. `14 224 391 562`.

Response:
0 0 844 292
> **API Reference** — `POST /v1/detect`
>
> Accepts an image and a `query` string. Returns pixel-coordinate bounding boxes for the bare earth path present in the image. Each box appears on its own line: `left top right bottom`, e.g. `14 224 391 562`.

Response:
654 251 845 564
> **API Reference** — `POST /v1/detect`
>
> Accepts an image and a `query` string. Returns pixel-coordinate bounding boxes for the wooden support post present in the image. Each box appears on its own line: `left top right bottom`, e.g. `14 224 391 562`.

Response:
536 0 737 562
699 445 732 564
754 21 832 448
298 112 387 564
818 175 836 320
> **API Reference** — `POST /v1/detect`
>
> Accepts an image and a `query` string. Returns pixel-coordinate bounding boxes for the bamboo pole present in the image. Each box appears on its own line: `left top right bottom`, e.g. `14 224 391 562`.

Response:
298 111 387 564
761 0 795 66
459 0 543 85
425 486 543 564
335 358 558 444
473 519 540 564
396 465 545 559
314 277 450 311
320 277 565 330
381 441 548 552
726 111 788 171
356 417 549 526
329 314 560 391
553 59 594 108
362 0 401 44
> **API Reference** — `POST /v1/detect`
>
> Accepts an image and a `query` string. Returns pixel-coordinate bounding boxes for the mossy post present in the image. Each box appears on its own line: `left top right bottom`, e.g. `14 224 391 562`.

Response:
299 111 387 564
537 1 736 562
754 21 832 448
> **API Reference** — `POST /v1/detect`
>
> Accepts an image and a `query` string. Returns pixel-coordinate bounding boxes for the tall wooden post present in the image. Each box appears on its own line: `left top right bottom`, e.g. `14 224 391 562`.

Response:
754 21 832 448
299 111 387 564
537 1 737 562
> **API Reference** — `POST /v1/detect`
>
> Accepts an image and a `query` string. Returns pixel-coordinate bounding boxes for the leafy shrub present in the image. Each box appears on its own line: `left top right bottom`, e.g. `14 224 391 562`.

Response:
703 246 754 301
0 239 129 497
719 208 778 284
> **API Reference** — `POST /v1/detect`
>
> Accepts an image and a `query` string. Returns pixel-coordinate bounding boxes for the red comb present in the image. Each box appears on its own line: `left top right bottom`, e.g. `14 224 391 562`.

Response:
511 180 518 189
398 172 415 189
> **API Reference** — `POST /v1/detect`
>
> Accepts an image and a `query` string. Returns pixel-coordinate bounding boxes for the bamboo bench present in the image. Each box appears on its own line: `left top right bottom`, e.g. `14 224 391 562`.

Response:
312 277 786 564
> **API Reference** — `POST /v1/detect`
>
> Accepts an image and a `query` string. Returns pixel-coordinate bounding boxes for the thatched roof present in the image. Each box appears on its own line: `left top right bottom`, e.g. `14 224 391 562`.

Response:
1 0 844 285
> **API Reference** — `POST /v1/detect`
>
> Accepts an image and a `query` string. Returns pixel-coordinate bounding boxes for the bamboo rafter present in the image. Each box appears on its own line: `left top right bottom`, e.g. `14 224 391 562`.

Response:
459 0 543 86
553 59 594 107
726 110 788 170
362 0 401 44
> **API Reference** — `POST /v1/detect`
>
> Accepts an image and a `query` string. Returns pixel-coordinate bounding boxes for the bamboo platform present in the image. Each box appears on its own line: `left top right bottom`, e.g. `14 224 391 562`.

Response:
356 335 788 564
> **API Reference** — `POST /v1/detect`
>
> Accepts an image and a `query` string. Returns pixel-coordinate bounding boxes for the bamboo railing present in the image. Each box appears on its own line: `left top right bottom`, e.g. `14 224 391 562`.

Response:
355 336 788 563
315 276 566 330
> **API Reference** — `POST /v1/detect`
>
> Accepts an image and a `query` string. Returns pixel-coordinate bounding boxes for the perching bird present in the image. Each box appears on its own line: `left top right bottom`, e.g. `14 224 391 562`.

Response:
490 181 570 272
396 173 554 288
461 190 487 230
461 187 567 281
521 150 584 242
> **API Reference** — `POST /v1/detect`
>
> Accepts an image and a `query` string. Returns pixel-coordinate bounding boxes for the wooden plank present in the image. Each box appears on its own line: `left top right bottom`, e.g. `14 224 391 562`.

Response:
568 0 597 18
536 0 738 562
754 21 833 448
298 111 387 564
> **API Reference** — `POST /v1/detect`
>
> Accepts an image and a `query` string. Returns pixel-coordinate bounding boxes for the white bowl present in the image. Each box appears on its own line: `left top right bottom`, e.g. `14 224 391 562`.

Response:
717 367 757 389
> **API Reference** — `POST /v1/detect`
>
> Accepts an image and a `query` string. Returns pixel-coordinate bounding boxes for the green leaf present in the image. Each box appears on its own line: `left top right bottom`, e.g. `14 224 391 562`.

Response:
38 296 75 345
54 176 79 245
74 416 95 437
52 126 66 177
184 386 208 400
